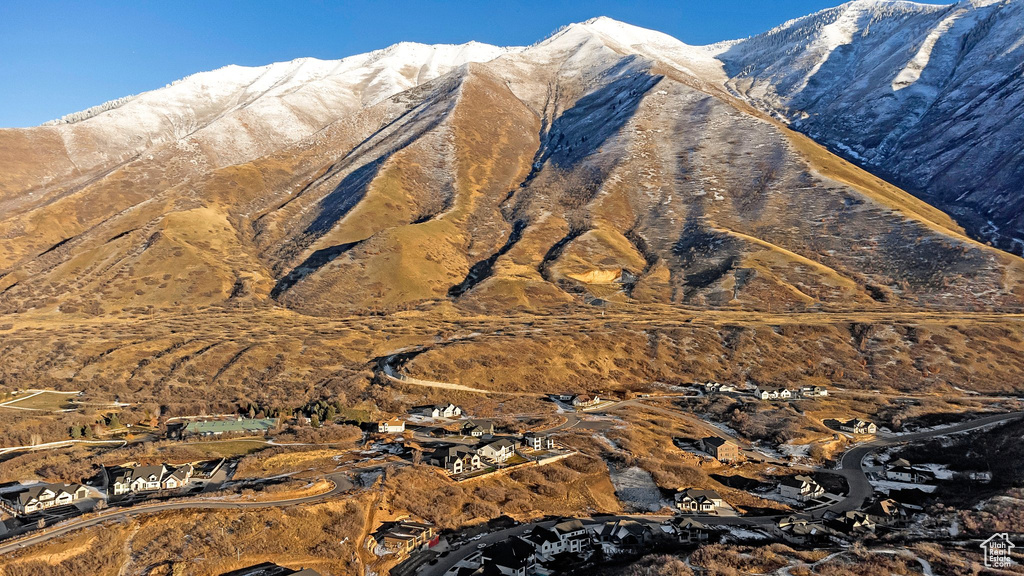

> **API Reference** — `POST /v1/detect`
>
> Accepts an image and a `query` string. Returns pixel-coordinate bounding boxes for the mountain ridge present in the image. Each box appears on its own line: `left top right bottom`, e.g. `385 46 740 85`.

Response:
1 7 1023 320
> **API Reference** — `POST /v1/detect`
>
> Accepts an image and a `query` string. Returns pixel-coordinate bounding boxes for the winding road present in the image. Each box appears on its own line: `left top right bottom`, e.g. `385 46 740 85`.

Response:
824 410 1024 514
402 410 1024 576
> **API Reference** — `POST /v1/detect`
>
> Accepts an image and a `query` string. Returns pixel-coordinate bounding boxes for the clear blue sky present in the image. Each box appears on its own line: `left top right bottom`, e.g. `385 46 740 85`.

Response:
0 0 947 128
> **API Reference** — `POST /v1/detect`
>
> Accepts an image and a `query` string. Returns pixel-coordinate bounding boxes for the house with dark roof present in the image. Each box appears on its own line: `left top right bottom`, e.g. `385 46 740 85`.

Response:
106 462 194 496
428 445 483 475
779 475 825 502
799 386 828 398
481 537 536 576
672 517 709 543
840 418 876 435
675 489 724 514
866 498 909 526
109 464 166 495
572 394 600 408
413 403 462 419
825 510 876 540
369 520 436 555
0 483 90 516
597 519 653 554
522 432 555 450
699 436 739 462
884 459 935 483
463 420 494 437
162 464 195 490
524 526 563 557
776 516 829 545
477 438 515 463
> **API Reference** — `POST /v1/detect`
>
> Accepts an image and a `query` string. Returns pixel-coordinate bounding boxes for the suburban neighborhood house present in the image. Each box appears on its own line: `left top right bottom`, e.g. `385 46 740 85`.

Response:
462 420 494 437
571 394 600 408
480 537 537 576
596 519 654 554
780 475 825 502
368 520 436 555
378 418 406 434
701 382 737 394
840 418 877 435
107 463 195 496
675 488 725 514
699 436 739 462
672 517 710 543
754 387 792 401
413 403 462 419
800 385 828 397
428 445 483 475
0 483 90 516
476 438 515 463
885 459 936 483
526 519 588 557
522 432 555 450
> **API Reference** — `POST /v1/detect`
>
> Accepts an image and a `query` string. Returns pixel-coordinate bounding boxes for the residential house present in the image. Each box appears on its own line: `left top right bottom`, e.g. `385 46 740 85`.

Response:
525 520 588 557
884 459 935 483
866 498 908 526
107 463 194 496
754 387 790 400
840 418 877 435
825 511 876 540
429 445 483 475
776 516 828 545
597 519 653 553
463 420 494 437
525 526 563 557
377 419 406 434
414 403 462 419
375 520 436 554
481 537 537 576
109 464 167 495
699 436 739 462
673 518 709 543
477 438 515 463
551 518 588 552
549 393 576 403
572 394 600 408
0 483 90 516
522 432 555 450
675 489 724 514
800 386 828 398
162 464 194 490
701 382 736 394
779 475 825 502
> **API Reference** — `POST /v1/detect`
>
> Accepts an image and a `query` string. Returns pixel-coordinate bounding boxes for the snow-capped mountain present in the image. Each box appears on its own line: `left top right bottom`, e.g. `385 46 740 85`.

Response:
719 0 1024 254
0 41 516 198
1 12 1022 319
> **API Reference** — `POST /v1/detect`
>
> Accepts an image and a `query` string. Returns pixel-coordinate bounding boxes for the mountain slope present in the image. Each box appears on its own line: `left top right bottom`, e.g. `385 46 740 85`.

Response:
1 17 1022 319
719 0 1024 255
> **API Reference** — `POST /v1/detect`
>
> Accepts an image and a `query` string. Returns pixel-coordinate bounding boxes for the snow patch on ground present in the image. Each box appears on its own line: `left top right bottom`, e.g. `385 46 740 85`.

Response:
607 465 665 512
779 443 811 458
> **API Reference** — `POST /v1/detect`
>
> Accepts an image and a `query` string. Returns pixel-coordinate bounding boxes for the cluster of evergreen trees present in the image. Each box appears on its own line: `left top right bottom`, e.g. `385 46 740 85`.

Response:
239 398 345 428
